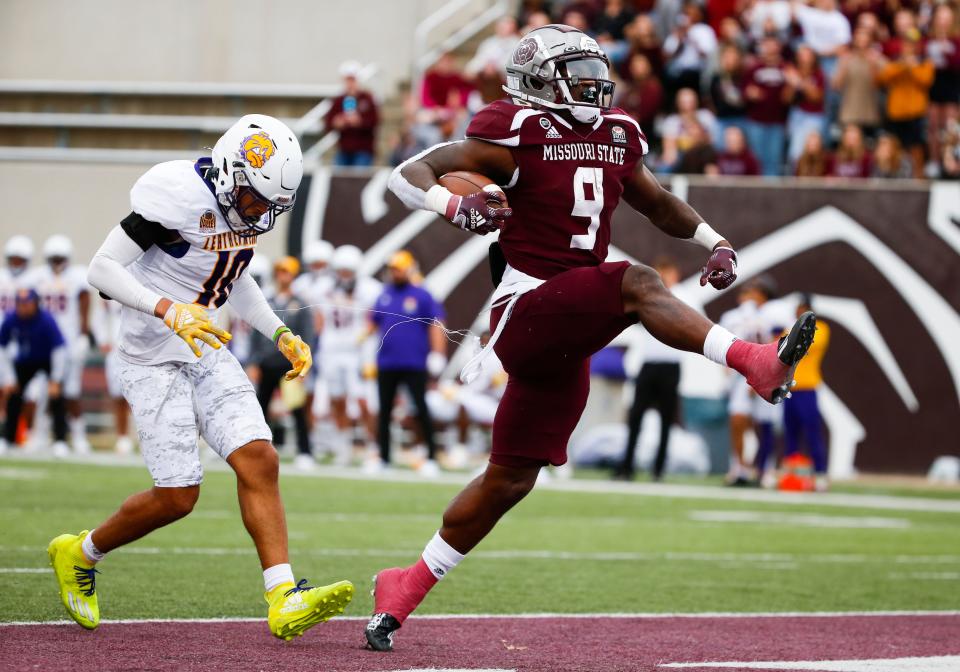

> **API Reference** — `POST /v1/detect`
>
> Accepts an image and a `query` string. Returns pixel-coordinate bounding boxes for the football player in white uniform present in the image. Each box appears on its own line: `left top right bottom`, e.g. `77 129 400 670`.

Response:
319 245 381 461
1 235 34 314
25 235 93 454
46 115 353 638
292 239 335 302
92 296 133 454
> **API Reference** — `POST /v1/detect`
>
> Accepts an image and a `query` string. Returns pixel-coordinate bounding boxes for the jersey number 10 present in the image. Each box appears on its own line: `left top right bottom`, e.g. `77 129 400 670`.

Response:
196 249 254 308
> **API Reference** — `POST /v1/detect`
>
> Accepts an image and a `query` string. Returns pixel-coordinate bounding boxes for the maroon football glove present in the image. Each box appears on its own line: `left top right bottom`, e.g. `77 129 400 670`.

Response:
700 246 738 290
444 189 512 235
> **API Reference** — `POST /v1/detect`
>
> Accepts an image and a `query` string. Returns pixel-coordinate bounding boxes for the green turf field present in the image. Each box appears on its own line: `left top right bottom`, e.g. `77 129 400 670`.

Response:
1 458 958 623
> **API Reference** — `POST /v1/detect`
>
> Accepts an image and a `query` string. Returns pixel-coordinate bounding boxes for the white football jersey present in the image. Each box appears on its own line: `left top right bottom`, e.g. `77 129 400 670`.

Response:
0 267 31 316
320 277 382 353
24 263 89 344
118 159 264 365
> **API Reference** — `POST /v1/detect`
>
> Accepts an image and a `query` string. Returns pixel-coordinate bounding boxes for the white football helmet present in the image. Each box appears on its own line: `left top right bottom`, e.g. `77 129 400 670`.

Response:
5 235 34 261
303 240 335 267
332 244 363 274
43 234 73 261
210 114 303 237
503 24 615 124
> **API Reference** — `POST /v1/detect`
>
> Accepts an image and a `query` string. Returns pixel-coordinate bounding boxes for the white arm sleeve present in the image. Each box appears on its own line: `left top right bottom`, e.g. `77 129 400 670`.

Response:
87 226 164 316
227 272 284 341
387 141 458 211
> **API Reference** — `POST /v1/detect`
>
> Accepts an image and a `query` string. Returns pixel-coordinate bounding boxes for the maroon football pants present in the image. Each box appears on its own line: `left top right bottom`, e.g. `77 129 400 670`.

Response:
489 261 634 468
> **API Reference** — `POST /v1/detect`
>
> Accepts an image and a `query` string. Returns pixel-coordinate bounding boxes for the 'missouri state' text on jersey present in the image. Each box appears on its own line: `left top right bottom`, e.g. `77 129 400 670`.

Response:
118 159 260 365
466 100 649 280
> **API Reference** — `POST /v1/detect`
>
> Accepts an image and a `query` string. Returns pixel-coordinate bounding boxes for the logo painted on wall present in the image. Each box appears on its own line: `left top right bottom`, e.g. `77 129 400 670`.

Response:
241 132 275 169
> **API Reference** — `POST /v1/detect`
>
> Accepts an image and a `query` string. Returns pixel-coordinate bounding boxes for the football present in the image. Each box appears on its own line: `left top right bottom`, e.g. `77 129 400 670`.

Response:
439 171 507 206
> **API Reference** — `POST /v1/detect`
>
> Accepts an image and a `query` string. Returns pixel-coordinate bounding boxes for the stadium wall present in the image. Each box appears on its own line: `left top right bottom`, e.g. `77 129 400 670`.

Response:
3 0 449 92
292 170 960 475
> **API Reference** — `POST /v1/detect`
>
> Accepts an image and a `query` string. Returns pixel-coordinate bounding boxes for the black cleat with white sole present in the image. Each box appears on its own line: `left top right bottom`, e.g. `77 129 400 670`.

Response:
365 612 401 652
771 311 817 404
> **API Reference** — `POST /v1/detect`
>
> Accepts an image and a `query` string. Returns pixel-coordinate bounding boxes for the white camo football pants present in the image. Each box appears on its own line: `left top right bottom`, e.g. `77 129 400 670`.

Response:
118 347 271 487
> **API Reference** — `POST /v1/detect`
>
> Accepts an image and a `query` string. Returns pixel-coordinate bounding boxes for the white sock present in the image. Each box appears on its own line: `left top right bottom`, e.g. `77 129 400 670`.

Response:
81 530 105 564
421 531 465 581
702 325 738 366
263 563 295 593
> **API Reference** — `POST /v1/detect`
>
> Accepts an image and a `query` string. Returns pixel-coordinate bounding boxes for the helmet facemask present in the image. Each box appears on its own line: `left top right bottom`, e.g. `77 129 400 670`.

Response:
215 162 295 237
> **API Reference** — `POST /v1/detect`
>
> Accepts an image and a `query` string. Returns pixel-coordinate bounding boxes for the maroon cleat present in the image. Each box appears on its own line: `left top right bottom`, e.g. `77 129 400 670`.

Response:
728 311 817 404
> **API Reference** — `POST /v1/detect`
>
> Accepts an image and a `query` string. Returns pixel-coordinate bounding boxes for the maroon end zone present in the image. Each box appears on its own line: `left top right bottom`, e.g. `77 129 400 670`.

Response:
3 613 958 672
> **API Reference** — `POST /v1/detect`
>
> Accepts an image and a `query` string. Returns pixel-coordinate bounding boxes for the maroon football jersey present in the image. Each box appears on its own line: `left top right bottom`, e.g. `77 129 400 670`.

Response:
466 100 648 280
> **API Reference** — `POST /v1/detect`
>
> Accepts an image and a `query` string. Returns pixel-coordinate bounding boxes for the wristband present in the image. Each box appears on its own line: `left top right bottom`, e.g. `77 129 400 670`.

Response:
424 184 454 216
273 326 291 344
692 222 726 251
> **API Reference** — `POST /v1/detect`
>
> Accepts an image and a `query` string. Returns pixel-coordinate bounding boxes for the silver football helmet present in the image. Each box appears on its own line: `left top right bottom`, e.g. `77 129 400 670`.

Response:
503 24 615 124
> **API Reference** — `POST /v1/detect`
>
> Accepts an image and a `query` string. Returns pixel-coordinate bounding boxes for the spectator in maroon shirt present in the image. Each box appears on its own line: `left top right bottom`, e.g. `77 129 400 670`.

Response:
416 53 475 146
614 53 664 133
326 61 379 167
926 5 960 175
785 45 827 164
744 35 791 175
716 126 762 175
828 123 872 177
882 8 917 59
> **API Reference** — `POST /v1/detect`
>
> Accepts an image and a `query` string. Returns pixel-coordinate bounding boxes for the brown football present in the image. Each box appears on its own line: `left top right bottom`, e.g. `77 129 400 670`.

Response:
438 171 507 206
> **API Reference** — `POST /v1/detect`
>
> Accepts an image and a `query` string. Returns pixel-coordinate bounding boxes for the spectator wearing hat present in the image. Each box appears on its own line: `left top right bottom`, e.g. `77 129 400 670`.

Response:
0 288 68 454
369 251 447 476
325 61 379 167
247 257 316 469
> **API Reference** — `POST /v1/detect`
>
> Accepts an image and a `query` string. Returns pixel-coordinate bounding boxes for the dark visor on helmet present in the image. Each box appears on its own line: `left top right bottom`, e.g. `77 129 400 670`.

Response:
553 56 615 109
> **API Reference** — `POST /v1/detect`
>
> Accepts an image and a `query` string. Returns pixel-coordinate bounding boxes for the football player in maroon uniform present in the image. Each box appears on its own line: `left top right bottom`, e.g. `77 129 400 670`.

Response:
365 24 816 651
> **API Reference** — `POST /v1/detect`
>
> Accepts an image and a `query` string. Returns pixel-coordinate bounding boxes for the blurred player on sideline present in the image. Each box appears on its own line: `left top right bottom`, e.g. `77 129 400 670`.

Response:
783 295 830 491
0 236 34 442
93 297 133 454
292 239 335 302
365 24 815 651
614 257 684 482
318 244 381 465
367 250 447 477
47 114 352 638
0 289 69 455
25 235 93 454
247 256 315 469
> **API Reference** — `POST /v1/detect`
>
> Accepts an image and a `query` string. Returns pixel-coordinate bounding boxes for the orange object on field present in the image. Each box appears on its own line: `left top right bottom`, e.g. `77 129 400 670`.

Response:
15 414 28 445
778 454 815 491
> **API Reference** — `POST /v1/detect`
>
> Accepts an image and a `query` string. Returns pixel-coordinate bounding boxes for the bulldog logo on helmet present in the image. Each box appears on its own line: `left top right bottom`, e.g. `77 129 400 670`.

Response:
513 38 538 66
241 132 275 169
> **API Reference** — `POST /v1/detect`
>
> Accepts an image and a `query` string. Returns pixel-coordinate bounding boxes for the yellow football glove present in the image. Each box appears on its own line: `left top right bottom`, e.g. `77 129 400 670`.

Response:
163 303 232 357
276 329 312 380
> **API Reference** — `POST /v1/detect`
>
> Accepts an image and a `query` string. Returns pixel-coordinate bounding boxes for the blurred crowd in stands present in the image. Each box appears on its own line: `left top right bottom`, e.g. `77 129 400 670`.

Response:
366 0 960 179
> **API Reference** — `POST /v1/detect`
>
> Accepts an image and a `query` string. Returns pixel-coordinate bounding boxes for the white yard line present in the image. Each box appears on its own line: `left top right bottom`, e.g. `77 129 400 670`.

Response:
0 568 51 573
3 545 959 565
660 655 960 671
688 511 912 529
1 610 958 627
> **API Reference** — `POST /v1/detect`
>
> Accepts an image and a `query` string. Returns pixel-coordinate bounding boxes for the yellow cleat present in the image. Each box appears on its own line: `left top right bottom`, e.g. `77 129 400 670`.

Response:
47 531 100 630
266 578 354 641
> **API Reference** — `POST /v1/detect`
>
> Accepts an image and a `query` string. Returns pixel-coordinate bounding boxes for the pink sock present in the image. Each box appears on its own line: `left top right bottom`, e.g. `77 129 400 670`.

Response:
401 558 439 602
725 339 761 377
